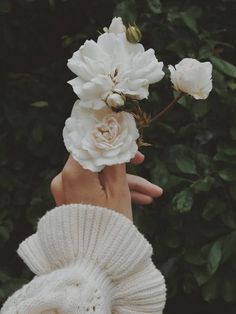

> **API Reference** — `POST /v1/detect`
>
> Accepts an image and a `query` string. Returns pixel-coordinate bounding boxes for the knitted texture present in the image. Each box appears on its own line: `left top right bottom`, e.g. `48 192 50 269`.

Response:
1 204 166 313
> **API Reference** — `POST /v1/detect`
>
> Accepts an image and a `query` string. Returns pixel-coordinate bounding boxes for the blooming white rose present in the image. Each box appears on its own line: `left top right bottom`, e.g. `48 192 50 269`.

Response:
169 58 213 99
67 18 164 110
63 100 139 172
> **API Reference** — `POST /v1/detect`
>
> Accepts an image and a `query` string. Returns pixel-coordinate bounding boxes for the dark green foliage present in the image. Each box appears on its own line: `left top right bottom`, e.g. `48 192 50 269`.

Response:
0 0 235 313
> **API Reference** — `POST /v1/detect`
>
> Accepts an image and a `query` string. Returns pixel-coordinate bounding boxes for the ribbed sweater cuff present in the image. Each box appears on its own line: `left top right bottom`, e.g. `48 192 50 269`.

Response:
18 204 153 279
15 204 166 313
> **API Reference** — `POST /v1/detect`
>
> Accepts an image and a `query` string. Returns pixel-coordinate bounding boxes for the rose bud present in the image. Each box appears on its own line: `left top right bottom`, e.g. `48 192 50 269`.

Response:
126 24 142 43
169 58 213 99
106 93 126 108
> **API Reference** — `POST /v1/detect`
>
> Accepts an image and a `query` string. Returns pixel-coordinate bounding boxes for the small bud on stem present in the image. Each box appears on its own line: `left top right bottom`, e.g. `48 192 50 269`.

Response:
106 93 126 109
126 24 142 43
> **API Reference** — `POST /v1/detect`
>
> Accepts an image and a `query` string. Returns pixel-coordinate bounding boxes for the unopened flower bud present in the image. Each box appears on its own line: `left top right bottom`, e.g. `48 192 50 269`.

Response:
126 24 142 43
107 93 125 108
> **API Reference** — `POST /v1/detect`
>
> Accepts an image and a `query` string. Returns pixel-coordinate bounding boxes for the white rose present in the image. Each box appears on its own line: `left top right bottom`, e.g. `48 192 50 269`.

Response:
169 58 213 99
63 100 139 172
67 18 164 110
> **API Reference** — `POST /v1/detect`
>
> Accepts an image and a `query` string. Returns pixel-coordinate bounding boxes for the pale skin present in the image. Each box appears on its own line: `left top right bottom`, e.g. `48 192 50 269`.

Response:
50 152 163 220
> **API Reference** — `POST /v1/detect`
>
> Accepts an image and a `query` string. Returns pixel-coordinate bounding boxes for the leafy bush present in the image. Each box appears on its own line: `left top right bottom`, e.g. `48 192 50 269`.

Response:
0 0 235 313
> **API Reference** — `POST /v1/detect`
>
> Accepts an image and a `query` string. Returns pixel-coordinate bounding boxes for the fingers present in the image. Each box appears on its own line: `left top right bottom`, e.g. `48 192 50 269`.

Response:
101 163 127 194
130 191 153 205
50 173 65 206
128 174 163 205
127 174 163 198
130 151 145 165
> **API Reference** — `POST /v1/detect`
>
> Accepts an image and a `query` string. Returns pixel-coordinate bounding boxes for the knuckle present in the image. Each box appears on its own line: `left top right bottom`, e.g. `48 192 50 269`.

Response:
61 167 73 181
61 167 81 185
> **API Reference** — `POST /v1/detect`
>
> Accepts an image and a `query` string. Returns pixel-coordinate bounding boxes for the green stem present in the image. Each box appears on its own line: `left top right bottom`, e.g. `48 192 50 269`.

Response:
150 92 185 123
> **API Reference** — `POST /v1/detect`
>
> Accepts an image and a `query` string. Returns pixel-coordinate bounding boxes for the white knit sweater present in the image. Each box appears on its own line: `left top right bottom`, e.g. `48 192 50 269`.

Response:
1 204 166 314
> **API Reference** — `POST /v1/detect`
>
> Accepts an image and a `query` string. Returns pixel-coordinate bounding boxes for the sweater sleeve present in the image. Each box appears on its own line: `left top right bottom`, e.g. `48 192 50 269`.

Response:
1 204 166 314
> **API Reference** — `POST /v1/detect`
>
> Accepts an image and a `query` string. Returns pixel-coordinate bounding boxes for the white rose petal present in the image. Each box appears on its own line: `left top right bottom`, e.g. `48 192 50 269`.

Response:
63 100 139 172
169 58 213 99
67 17 164 110
104 17 126 34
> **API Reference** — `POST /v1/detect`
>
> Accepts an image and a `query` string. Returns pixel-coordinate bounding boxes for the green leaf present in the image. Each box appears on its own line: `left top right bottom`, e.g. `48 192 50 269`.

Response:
183 273 197 294
218 168 236 182
146 0 162 14
202 274 220 301
212 69 227 96
166 175 187 189
191 101 210 118
177 123 196 138
207 240 222 274
176 157 197 175
217 142 236 156
192 176 214 192
221 231 236 263
184 249 206 266
196 154 213 173
174 91 192 108
0 226 10 242
210 56 236 78
160 255 180 279
214 152 236 165
30 101 49 108
221 277 236 302
173 189 193 213
180 11 198 34
221 210 236 229
191 266 210 286
228 80 236 91
152 160 170 189
196 130 213 145
202 198 226 221
199 45 212 59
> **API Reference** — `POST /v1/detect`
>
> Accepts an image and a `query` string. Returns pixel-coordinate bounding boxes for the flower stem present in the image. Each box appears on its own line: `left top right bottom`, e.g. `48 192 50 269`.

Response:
150 92 185 123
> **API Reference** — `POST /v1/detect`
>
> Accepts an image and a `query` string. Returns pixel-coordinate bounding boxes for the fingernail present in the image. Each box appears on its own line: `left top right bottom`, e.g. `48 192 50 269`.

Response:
153 185 163 194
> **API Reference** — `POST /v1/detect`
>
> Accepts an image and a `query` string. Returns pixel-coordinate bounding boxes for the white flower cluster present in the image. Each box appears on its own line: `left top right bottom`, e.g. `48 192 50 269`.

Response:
63 17 164 172
67 17 164 110
63 17 213 172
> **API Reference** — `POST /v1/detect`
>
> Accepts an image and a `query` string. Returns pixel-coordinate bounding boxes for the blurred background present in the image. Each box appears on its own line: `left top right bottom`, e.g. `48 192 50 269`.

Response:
0 0 235 313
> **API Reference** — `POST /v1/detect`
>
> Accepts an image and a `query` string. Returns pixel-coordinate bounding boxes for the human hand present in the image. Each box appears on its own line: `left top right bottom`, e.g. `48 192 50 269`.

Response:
51 155 133 219
128 152 163 204
51 152 163 220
